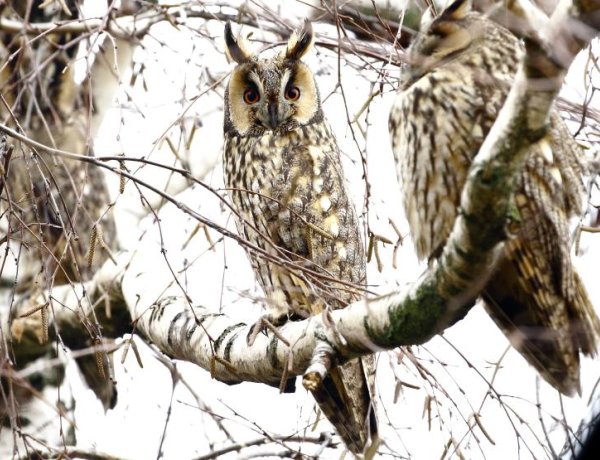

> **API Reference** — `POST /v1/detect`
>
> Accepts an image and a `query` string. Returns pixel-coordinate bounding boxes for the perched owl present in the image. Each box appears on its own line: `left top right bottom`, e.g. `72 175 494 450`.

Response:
223 21 376 453
1 0 116 287
1 0 118 409
389 0 600 395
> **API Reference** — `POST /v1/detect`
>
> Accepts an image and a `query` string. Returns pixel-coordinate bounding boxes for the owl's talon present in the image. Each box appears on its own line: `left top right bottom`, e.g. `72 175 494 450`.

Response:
246 317 269 346
247 315 290 347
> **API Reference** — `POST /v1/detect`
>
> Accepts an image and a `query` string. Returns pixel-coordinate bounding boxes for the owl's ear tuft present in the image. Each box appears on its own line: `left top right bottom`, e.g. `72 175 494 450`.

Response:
285 19 314 60
224 22 253 64
440 0 471 20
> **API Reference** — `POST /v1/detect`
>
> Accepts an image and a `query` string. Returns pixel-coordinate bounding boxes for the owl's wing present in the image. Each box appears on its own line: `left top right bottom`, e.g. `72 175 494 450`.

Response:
264 143 365 309
260 143 376 451
482 118 600 395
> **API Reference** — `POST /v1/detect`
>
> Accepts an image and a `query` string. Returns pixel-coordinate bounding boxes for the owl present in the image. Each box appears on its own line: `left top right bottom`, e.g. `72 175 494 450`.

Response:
1 0 116 287
223 21 376 453
389 0 600 395
1 0 118 409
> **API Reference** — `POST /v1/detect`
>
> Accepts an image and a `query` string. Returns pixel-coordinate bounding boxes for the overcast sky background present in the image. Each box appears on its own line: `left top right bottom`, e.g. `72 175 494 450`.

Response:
5 0 600 458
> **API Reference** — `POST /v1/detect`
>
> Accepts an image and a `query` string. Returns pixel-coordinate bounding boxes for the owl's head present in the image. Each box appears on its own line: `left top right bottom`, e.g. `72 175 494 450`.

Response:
403 0 515 86
223 20 322 137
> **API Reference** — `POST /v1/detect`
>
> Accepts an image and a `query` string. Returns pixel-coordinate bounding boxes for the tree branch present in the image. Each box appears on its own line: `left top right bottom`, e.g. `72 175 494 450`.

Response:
6 0 599 394
0 3 404 66
6 252 130 370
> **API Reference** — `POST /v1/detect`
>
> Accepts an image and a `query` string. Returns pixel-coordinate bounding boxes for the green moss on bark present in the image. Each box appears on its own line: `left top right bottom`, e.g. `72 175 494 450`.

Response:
370 277 445 348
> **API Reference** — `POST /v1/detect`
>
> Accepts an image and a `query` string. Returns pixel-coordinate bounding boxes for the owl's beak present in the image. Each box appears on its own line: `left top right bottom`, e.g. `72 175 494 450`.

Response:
257 100 284 130
266 101 279 129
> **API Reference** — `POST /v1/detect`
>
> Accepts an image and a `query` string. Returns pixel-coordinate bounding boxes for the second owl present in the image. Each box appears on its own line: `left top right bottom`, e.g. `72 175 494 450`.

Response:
389 0 600 395
222 21 376 453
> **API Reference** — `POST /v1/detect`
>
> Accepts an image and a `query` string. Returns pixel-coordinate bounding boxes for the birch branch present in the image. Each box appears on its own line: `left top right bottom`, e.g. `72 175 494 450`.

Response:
6 253 129 367
7 0 600 389
124 0 599 385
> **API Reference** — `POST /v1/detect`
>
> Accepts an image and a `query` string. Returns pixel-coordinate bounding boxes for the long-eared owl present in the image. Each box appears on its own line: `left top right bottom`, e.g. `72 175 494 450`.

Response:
0 0 116 288
389 0 600 395
222 20 376 453
0 1 119 409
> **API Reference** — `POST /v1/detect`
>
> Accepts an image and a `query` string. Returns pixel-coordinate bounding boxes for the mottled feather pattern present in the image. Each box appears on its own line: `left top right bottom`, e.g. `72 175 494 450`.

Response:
389 15 518 259
224 120 365 316
389 1 600 395
1 2 116 286
223 22 375 453
7 141 115 285
0 1 118 409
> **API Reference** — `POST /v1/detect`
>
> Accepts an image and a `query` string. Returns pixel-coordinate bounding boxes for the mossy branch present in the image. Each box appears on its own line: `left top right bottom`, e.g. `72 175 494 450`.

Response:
6 0 599 389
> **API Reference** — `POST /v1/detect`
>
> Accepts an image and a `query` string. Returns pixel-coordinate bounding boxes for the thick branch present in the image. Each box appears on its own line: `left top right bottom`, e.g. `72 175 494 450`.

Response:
7 0 600 389
6 254 130 367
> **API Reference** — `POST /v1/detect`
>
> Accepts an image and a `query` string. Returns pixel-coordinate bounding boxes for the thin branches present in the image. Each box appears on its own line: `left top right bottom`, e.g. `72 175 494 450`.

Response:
2 0 600 457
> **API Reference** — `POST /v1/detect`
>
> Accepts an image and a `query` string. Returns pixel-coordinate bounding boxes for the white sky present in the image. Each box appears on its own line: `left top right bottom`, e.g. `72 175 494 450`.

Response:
4 1 600 459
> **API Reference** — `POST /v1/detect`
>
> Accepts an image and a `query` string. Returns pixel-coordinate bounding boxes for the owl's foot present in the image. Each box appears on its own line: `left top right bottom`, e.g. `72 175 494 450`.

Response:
247 314 290 347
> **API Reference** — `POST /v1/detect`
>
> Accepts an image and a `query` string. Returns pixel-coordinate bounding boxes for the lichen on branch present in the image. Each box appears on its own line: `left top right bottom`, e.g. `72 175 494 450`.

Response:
6 0 600 392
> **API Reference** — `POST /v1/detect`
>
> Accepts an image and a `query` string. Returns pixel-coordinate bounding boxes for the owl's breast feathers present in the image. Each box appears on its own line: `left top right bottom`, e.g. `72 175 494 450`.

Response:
224 121 365 309
390 69 501 259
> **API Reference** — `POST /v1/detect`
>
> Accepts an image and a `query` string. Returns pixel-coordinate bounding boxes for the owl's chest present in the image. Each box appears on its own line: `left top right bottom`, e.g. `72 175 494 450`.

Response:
390 72 506 258
223 128 342 254
225 130 331 207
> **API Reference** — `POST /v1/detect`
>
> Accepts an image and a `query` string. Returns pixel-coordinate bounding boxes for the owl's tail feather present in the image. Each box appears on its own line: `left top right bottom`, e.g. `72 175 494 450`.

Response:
309 357 377 454
482 247 600 396
75 352 118 410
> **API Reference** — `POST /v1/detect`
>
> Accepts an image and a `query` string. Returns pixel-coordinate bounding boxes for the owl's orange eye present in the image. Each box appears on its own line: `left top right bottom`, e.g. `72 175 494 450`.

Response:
285 85 301 101
243 88 260 104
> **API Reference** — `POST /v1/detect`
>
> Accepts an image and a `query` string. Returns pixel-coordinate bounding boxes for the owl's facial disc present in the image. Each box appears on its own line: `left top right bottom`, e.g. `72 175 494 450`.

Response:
226 39 319 136
249 68 303 131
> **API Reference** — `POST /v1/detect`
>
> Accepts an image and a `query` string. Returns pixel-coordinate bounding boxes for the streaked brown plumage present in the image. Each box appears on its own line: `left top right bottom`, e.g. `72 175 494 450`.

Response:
0 1 117 408
389 0 600 395
1 1 116 286
222 21 376 452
